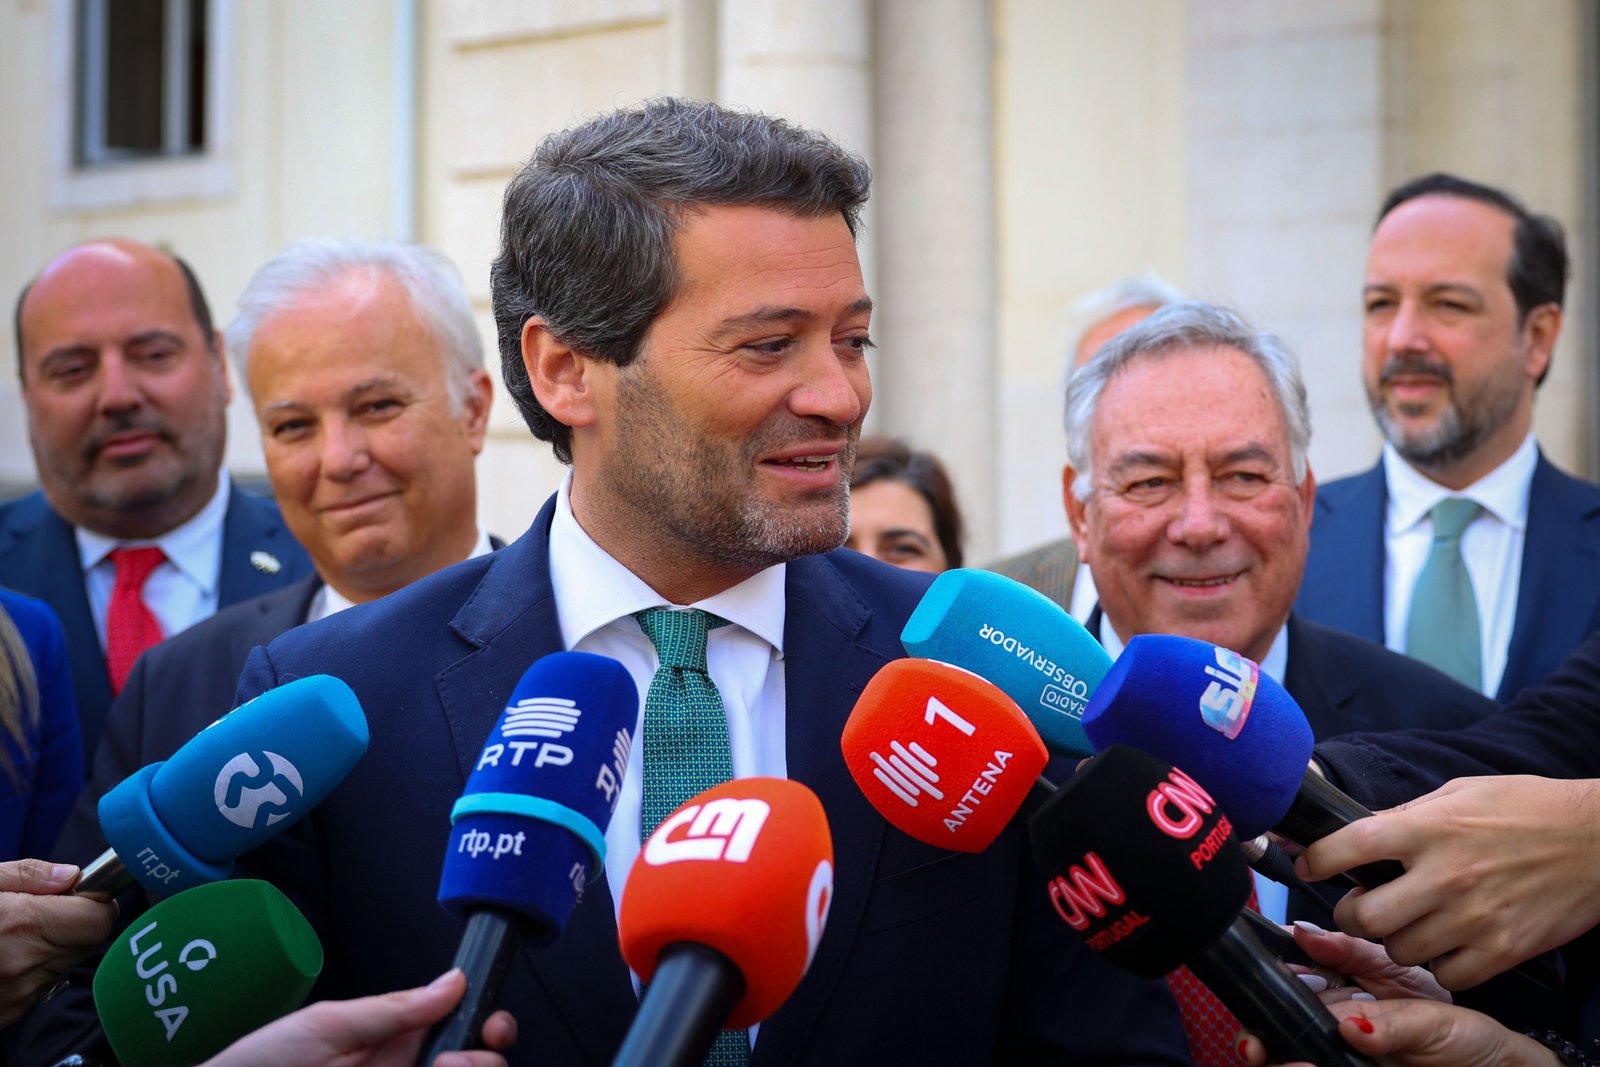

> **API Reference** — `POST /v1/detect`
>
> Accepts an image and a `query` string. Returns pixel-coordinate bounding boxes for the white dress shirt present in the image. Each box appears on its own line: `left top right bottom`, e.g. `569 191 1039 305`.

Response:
546 474 790 936
1095 609 1292 921
305 528 496 624
78 477 230 647
1382 434 1536 698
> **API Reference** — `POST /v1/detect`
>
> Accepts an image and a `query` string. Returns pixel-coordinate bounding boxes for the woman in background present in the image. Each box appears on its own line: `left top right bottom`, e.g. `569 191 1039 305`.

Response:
847 437 966 574
0 589 84 860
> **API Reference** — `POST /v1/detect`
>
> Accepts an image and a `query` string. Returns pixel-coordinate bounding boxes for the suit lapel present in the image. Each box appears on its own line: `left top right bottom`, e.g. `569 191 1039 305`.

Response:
1501 452 1600 700
432 497 636 1064
217 483 312 604
752 554 895 1067
1300 464 1388 643
1281 615 1362 737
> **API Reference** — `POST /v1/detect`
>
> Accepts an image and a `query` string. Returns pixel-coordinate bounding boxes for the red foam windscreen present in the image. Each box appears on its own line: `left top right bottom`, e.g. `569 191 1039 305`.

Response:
841 658 1050 853
618 777 834 1029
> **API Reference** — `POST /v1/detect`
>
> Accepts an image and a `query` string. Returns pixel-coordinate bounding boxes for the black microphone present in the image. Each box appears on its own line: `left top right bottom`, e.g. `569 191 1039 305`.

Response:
1029 744 1379 1067
418 652 637 1063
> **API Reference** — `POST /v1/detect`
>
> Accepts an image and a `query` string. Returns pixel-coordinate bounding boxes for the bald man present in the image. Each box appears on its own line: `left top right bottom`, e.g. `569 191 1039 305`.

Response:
2 240 310 757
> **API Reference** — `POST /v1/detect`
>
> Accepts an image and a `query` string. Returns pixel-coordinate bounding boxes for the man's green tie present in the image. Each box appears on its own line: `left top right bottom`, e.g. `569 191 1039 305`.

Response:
634 607 748 1067
1406 497 1483 690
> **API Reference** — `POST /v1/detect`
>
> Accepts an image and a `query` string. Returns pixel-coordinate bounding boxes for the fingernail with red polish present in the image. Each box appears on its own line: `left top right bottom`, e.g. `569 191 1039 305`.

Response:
1350 1017 1375 1034
1236 1037 1250 1061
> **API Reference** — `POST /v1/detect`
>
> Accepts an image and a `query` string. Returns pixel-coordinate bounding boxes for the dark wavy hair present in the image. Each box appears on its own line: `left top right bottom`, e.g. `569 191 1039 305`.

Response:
849 437 966 569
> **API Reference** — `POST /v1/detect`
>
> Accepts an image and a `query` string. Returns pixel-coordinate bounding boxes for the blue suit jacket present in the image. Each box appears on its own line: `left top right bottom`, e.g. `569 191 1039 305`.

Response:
0 484 312 757
0 589 84 861
217 497 1190 1067
1296 452 1600 702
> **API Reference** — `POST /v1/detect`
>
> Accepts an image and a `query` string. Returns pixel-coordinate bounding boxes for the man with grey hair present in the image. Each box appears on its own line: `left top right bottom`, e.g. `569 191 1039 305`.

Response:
9 237 498 1060
135 99 1193 1066
1063 298 1489 1061
988 271 1183 616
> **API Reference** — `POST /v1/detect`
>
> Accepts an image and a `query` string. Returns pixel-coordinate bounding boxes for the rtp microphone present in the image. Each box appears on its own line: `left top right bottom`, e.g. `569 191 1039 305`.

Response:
900 568 1108 758
421 650 637 1062
614 777 834 1067
841 657 1050 853
92 879 321 1067
1028 744 1378 1067
78 674 369 898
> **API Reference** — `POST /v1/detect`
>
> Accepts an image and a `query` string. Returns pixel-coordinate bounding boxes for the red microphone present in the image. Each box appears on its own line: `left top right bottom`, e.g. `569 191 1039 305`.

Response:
614 777 833 1067
841 658 1050 853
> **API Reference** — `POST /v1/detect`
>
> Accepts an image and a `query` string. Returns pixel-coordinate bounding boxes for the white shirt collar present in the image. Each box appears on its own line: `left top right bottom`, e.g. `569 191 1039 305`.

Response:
308 527 496 623
76 476 230 593
548 472 787 655
1383 433 1537 535
1095 607 1290 683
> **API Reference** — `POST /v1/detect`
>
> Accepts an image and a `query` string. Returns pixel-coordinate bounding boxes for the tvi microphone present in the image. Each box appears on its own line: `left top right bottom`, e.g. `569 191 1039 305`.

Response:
614 777 834 1067
419 651 637 1063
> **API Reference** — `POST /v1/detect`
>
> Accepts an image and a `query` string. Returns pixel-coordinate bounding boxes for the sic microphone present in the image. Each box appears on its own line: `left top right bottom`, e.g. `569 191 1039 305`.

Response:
1028 745 1379 1067
900 568 1108 758
421 651 637 1063
841 657 1050 853
93 879 322 1067
77 675 369 899
614 777 834 1067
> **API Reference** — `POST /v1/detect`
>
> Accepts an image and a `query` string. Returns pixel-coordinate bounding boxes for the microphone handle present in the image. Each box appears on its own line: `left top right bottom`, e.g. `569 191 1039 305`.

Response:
1276 774 1406 886
416 908 527 1066
611 943 746 1067
1188 916 1380 1067
72 850 133 900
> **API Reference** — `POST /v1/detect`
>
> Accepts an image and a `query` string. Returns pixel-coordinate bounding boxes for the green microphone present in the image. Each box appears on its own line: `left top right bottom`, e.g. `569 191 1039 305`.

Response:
93 880 323 1067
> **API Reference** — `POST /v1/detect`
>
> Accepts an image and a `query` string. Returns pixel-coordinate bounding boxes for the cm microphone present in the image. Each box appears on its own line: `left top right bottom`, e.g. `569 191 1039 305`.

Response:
78 674 368 898
841 657 1049 853
420 650 637 1063
901 568 1108 758
1028 744 1379 1067
614 777 833 1067
92 879 321 1067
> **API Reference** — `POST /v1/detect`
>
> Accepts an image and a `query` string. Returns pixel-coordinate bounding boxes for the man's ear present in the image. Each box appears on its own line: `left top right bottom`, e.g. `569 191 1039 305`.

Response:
1297 463 1318 533
1522 303 1561 383
460 368 494 455
522 317 598 432
1063 465 1091 559
213 330 234 405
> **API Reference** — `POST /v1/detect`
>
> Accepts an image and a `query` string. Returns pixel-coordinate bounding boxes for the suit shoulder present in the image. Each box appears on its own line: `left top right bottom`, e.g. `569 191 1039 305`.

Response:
1313 464 1383 511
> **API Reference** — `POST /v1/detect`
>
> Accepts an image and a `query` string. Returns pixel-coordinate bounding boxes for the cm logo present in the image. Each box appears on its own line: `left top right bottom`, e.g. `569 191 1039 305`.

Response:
213 751 304 829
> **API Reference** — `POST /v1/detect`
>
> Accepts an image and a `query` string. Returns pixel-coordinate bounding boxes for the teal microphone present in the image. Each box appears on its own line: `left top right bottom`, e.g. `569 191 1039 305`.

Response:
93 879 322 1067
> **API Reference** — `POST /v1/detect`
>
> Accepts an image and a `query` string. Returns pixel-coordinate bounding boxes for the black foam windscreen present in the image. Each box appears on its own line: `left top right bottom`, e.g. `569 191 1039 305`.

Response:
1027 744 1254 978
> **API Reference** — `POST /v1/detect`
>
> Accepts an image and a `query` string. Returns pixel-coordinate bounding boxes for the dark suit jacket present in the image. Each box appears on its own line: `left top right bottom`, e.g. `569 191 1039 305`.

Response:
0 484 312 756
985 536 1079 613
1296 451 1600 702
210 498 1190 1066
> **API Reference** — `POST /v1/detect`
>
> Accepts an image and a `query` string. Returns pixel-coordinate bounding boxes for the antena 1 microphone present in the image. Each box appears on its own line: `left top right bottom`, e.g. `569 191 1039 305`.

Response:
78 675 369 898
900 568 1107 758
1028 744 1379 1067
92 879 321 1067
614 777 834 1067
841 658 1050 853
419 651 637 1063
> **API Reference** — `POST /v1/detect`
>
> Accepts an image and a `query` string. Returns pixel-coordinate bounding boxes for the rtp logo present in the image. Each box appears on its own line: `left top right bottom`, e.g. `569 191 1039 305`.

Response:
501 697 581 739
213 751 304 829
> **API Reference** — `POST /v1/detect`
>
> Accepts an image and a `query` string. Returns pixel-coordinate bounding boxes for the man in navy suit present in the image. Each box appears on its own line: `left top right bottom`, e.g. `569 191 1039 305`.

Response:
1296 174 1600 702
195 101 1189 1065
2 239 310 756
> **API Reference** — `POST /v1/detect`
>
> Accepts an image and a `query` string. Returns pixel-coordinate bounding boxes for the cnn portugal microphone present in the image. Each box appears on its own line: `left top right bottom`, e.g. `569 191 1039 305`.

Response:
614 777 834 1067
419 650 637 1063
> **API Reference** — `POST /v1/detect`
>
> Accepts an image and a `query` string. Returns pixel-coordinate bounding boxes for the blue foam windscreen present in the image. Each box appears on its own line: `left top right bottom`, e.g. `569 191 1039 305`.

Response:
1080 634 1312 838
901 568 1107 758
438 651 637 941
98 674 369 895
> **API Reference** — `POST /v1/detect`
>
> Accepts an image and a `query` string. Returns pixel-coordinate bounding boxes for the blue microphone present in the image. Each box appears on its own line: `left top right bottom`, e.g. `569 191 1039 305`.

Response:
79 675 369 898
900 568 1108 758
420 651 638 1062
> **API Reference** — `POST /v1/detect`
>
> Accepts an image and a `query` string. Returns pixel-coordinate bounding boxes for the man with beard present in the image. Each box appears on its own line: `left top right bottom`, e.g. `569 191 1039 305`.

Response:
1 240 310 756
67 100 1188 1067
1296 175 1600 702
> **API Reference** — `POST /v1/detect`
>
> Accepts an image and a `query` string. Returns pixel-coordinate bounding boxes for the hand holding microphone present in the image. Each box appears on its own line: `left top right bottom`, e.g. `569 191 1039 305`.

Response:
0 859 117 1026
614 777 833 1067
1237 998 1561 1067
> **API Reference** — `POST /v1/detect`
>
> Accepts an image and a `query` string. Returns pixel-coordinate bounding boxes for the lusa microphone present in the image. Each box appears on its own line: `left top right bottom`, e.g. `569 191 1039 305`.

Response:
614 777 834 1067
1028 744 1380 1067
78 674 368 899
419 650 638 1063
92 879 321 1067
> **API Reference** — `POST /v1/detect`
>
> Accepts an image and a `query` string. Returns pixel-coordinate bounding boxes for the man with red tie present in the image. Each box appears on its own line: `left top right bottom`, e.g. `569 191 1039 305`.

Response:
2 239 310 758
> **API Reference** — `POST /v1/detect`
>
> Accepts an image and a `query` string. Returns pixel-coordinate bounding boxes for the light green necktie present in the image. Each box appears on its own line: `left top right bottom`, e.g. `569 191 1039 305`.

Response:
634 607 749 1067
1406 497 1483 690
